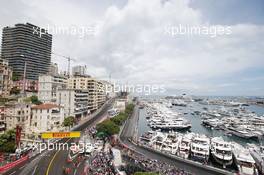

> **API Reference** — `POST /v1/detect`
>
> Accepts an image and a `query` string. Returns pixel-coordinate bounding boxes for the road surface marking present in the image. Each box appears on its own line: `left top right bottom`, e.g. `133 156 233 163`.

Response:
45 150 60 175
9 171 16 175
32 165 37 175
45 138 71 175
74 169 77 175
19 165 25 170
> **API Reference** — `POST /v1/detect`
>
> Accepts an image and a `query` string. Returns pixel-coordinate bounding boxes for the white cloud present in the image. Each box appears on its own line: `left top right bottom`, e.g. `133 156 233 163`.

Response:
0 0 263 95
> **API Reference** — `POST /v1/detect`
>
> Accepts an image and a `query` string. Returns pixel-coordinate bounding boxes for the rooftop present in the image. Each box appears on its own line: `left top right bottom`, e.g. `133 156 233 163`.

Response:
32 103 60 110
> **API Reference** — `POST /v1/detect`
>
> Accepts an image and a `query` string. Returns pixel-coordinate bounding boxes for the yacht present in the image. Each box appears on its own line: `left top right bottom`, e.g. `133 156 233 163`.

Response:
172 99 187 107
139 131 155 144
146 104 192 131
178 133 194 159
227 126 258 139
202 118 221 128
232 142 257 175
247 143 264 175
190 134 210 163
150 117 191 130
210 137 233 166
161 132 181 154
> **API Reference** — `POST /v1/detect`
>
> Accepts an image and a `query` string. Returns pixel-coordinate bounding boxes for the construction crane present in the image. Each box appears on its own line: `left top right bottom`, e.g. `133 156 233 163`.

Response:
51 52 76 77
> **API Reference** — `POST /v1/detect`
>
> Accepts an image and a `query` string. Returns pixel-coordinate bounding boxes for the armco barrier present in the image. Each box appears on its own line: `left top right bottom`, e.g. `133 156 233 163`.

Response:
138 144 233 175
0 155 29 173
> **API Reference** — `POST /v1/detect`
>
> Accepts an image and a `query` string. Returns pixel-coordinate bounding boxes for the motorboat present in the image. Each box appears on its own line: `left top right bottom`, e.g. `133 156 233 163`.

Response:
190 134 210 163
232 142 257 175
210 137 233 166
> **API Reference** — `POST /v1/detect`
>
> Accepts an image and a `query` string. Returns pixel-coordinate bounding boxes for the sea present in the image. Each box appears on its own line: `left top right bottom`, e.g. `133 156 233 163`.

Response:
137 98 264 146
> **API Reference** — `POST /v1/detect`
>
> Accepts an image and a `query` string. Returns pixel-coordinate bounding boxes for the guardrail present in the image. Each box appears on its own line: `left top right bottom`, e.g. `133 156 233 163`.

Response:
137 143 232 175
0 155 29 173
71 98 114 131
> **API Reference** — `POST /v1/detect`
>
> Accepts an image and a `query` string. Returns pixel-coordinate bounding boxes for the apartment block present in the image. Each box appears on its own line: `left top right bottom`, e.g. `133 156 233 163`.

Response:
67 76 107 112
72 65 87 76
48 63 59 76
30 103 64 138
1 23 52 80
13 79 38 92
38 75 68 103
4 103 31 138
0 59 13 96
0 106 6 134
56 89 89 120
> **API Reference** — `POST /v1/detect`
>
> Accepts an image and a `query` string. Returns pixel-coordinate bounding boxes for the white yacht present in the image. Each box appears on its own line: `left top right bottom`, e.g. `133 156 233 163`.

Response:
232 142 257 175
172 99 187 107
210 137 233 166
161 132 181 154
150 117 191 130
247 143 264 175
190 134 210 162
139 131 155 144
178 132 194 159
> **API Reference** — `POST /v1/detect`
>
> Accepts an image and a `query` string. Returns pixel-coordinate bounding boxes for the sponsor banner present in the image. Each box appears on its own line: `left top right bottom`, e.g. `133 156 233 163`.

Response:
41 132 81 139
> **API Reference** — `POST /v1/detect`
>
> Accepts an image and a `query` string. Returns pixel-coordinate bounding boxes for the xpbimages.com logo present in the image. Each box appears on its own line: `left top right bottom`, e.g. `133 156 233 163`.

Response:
105 83 166 95
30 141 91 153
164 24 232 38
32 24 100 38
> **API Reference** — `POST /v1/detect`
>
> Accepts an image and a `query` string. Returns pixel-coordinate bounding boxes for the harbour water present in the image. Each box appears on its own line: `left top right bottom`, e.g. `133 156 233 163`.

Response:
137 100 264 146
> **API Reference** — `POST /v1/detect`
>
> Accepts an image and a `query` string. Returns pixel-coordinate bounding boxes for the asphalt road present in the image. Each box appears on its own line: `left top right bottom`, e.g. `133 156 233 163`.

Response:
4 101 231 175
4 98 114 175
120 105 231 175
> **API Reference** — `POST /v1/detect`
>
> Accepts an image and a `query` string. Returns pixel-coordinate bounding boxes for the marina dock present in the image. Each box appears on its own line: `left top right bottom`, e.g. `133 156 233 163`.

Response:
120 104 233 175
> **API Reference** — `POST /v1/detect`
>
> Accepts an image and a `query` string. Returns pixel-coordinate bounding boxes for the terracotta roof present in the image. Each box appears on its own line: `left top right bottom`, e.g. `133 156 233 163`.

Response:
31 103 60 110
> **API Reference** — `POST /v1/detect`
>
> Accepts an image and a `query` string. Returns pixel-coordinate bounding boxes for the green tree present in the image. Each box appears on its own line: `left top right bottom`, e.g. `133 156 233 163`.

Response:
30 95 42 105
96 119 120 137
12 72 19 81
63 116 75 128
0 129 16 153
110 113 127 126
96 103 134 138
125 103 135 115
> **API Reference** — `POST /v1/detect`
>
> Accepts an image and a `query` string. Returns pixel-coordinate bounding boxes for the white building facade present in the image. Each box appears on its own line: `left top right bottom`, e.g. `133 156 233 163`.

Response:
67 76 107 112
4 103 31 138
38 75 68 103
56 89 90 120
72 65 87 76
30 103 65 138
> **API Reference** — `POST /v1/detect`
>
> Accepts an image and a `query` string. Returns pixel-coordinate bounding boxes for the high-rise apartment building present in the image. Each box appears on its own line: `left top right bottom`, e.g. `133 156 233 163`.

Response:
1 23 52 80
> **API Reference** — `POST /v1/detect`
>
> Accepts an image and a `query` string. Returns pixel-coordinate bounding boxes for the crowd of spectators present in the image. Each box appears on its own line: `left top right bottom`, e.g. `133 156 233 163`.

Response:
85 150 117 175
83 127 194 175
121 148 194 175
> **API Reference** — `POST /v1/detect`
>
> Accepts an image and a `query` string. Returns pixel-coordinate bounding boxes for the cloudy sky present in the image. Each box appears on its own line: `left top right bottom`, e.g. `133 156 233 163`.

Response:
0 0 264 96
